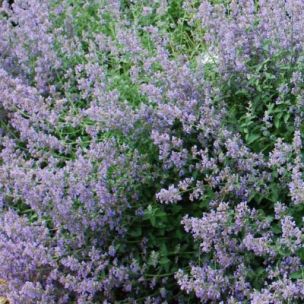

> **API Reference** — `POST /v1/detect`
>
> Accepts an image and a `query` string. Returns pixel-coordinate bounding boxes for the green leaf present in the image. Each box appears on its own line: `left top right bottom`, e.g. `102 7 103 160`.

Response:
175 229 183 240
272 224 281 234
160 243 168 256
284 112 290 123
159 256 171 272
290 271 304 280
129 227 142 237
270 183 280 203
274 115 281 129
247 133 260 145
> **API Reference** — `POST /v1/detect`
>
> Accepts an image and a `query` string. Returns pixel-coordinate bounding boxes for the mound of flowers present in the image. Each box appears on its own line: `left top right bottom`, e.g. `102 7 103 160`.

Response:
0 0 303 303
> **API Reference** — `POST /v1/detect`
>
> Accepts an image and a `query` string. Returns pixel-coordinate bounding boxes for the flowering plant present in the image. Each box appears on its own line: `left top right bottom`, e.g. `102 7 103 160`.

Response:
0 0 303 303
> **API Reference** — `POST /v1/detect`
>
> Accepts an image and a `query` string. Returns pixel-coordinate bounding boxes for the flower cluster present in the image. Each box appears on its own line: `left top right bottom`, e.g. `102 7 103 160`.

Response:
176 202 304 303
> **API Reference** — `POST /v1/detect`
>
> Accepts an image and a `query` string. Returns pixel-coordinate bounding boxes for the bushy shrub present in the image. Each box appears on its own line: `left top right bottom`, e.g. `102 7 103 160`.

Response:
0 0 303 303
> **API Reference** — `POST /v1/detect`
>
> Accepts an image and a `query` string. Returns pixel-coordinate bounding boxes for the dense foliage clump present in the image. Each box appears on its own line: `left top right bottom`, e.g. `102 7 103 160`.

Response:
0 0 303 303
